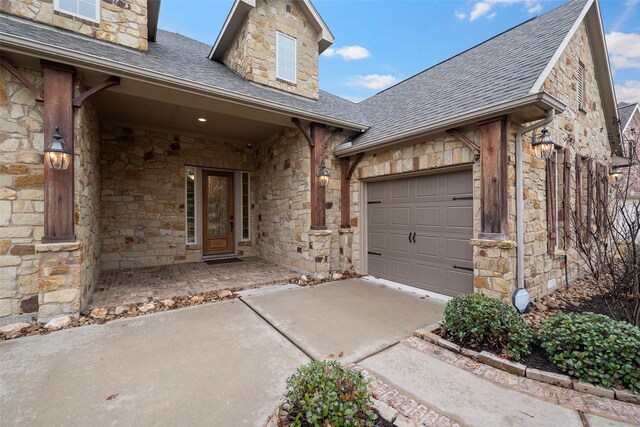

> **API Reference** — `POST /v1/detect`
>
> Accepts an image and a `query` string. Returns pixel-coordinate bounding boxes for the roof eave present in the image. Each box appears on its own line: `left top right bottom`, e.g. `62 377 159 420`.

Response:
335 92 566 157
208 0 334 61
0 31 367 132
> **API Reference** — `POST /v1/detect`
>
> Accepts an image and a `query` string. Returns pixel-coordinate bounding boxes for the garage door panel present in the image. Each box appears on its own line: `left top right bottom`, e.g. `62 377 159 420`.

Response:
390 207 410 226
446 206 473 228
445 238 473 263
368 232 387 251
416 207 439 227
415 235 439 257
389 233 411 253
369 207 387 226
443 267 474 295
367 170 473 296
369 182 387 201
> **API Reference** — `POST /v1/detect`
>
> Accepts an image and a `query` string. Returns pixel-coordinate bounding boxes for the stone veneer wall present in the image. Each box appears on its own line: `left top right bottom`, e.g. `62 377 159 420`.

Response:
0 69 103 319
222 0 320 100
99 126 254 270
1 0 149 51
522 21 611 298
0 67 45 318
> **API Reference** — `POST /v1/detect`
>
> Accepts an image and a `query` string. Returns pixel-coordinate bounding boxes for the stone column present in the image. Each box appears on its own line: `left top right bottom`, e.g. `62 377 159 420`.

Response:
308 229 332 279
36 241 83 322
338 228 354 271
470 239 516 302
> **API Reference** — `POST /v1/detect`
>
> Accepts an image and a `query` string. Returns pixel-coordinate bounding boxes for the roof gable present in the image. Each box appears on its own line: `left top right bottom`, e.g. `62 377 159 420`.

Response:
208 0 334 61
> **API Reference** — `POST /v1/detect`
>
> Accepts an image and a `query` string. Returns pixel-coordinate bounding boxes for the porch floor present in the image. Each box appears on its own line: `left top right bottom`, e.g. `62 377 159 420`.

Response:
87 257 299 309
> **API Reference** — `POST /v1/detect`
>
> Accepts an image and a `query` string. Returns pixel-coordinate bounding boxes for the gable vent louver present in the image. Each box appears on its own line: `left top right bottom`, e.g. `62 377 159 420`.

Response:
577 61 585 109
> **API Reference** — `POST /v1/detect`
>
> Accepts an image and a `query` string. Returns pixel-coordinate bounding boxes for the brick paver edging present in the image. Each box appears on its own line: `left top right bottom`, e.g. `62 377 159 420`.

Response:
403 337 640 426
350 364 462 427
414 324 639 405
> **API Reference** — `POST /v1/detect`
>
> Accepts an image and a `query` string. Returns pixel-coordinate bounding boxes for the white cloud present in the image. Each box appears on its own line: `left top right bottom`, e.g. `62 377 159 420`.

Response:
454 10 467 20
615 81 640 103
606 32 640 71
322 45 371 61
464 0 543 22
349 74 398 90
470 2 492 21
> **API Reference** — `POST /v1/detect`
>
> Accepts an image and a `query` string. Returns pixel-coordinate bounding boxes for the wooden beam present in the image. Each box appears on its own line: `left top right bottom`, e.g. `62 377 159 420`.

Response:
42 61 75 242
563 147 571 249
323 127 342 148
0 57 43 102
575 154 583 239
72 76 120 107
310 123 326 229
340 152 364 228
292 118 313 146
446 128 480 155
478 117 508 239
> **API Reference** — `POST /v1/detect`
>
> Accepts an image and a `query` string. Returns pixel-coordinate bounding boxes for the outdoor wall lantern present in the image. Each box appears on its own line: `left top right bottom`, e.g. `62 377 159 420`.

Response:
44 127 71 170
531 128 561 160
609 165 624 180
318 161 330 187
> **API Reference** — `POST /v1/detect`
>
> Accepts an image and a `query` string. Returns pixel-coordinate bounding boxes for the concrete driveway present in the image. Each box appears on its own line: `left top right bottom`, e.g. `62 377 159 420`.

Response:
0 279 443 426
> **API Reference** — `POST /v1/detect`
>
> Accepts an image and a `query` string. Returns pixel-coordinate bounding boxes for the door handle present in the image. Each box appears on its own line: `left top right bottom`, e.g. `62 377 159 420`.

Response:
412 232 416 243
408 232 412 243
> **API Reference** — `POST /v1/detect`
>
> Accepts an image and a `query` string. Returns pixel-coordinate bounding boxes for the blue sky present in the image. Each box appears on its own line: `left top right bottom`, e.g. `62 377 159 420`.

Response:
158 0 640 104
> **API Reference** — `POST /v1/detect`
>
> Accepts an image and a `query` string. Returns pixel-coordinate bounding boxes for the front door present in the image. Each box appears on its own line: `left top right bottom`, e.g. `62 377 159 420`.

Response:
202 171 234 255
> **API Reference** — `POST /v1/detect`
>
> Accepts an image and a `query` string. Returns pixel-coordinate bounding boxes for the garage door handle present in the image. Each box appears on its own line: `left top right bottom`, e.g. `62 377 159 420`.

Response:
408 232 412 243
412 232 416 243
368 251 382 256
453 265 474 272
453 196 473 201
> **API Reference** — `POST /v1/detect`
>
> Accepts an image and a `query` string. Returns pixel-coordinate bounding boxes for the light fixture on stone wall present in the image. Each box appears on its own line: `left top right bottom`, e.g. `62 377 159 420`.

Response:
609 165 624 180
531 128 560 160
318 161 330 187
44 127 71 170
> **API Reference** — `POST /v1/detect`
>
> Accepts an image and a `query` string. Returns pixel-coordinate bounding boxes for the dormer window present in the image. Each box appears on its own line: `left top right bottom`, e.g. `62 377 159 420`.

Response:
54 0 100 23
276 31 297 84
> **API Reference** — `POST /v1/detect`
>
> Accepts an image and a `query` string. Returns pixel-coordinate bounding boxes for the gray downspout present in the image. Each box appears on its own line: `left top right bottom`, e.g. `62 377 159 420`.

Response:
514 109 556 291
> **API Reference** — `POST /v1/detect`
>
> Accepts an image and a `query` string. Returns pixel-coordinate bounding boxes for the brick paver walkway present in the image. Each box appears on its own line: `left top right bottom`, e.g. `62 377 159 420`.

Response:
87 257 299 309
402 337 640 425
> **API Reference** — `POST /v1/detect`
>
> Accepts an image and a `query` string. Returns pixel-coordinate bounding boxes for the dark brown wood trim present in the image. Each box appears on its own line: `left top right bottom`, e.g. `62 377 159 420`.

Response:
546 153 557 253
292 117 313 147
575 154 583 239
72 76 120 107
346 152 364 180
323 128 342 148
563 147 571 249
586 158 593 244
42 61 75 241
446 128 480 155
0 57 44 102
310 123 326 229
340 153 364 228
478 118 508 239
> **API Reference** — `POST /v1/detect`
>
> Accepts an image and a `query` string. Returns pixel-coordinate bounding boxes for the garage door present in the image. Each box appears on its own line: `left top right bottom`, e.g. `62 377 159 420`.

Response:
367 170 473 296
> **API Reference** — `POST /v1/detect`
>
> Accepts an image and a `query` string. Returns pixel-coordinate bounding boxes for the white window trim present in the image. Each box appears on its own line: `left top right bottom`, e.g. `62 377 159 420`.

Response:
54 0 101 23
276 31 297 84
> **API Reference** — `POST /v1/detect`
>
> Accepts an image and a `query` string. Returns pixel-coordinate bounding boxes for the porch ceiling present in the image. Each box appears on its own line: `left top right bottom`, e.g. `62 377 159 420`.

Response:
93 90 285 144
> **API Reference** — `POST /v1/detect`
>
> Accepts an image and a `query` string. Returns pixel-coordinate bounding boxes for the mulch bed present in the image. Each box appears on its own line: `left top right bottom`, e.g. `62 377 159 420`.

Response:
523 343 563 374
563 292 632 322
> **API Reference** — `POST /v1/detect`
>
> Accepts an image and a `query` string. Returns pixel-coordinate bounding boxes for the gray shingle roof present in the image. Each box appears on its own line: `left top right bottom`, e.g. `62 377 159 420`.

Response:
0 14 368 128
351 0 589 147
618 102 637 130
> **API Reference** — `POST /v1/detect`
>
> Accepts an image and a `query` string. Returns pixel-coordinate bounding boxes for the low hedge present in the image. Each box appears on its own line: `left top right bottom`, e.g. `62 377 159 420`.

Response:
441 294 534 362
282 360 377 426
539 313 640 393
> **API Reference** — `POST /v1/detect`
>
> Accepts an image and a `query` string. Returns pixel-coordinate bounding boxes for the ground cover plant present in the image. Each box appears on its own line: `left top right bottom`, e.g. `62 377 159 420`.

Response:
440 294 534 362
538 313 640 393
281 361 377 426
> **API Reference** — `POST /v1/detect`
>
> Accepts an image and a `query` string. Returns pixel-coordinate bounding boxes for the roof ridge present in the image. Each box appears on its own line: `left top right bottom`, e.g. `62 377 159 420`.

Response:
363 0 585 103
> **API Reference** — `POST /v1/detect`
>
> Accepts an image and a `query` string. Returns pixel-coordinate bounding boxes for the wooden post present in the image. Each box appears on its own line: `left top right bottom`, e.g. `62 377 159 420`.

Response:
340 157 350 228
478 117 508 239
563 147 571 249
42 61 75 242
310 123 326 230
575 154 582 238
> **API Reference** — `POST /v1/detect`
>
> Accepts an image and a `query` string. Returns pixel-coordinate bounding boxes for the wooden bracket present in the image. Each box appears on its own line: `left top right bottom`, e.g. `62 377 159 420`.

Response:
345 152 364 180
292 117 313 146
0 57 44 102
323 127 343 148
72 76 120 107
446 128 480 155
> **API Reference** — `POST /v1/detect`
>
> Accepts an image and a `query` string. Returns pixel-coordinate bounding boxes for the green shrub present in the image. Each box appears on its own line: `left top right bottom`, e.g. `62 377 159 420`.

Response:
441 294 534 362
282 360 376 426
539 313 640 393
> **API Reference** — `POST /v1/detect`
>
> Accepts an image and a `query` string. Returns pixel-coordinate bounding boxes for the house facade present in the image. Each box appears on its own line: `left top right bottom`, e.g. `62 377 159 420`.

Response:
0 0 622 321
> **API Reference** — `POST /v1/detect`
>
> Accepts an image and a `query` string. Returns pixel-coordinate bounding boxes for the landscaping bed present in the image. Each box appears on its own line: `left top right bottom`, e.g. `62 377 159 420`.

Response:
0 271 361 341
